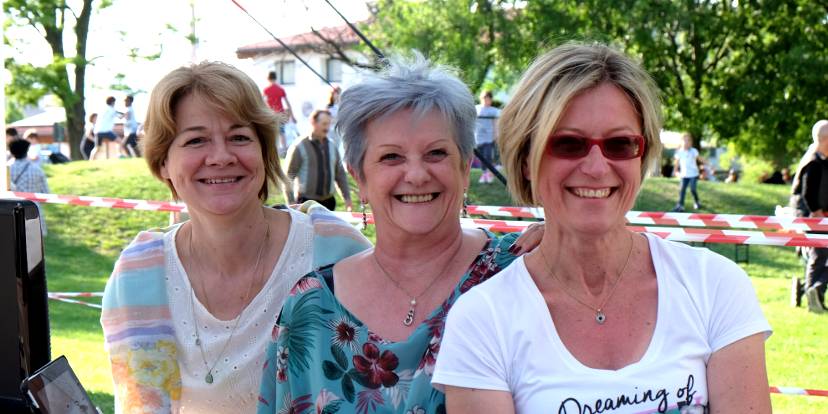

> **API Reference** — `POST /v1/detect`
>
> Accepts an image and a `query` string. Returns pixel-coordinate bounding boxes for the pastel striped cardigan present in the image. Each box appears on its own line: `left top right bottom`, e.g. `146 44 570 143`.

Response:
100 204 371 413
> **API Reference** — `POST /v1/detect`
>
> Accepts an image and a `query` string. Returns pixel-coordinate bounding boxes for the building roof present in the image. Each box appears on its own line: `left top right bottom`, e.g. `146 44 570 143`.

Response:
236 24 361 59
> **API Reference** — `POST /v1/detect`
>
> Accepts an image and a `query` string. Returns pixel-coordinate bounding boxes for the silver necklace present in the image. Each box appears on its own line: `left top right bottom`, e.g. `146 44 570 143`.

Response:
538 233 634 324
186 219 270 384
372 235 464 326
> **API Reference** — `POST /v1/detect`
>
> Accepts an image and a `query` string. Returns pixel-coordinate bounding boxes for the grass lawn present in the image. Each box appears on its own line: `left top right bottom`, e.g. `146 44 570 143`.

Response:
35 158 827 412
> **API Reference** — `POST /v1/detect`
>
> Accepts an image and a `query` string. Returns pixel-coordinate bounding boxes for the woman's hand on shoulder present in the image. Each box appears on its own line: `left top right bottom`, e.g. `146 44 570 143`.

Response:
509 222 544 256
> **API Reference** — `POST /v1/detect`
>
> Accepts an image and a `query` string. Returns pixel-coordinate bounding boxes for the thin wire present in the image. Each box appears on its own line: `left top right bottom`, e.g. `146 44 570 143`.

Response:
229 0 334 88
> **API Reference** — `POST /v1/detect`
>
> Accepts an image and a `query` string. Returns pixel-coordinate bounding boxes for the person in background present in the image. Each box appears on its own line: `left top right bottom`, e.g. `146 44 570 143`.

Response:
671 132 703 211
23 129 45 164
81 113 98 160
475 90 500 184
790 119 828 313
90 96 124 160
326 85 343 155
6 127 20 141
433 42 771 413
284 109 352 211
8 139 49 235
100 61 371 413
123 95 141 157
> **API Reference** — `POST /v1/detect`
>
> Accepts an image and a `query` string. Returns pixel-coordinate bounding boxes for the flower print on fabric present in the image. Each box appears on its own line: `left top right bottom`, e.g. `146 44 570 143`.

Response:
257 231 520 414
328 315 360 352
352 343 400 389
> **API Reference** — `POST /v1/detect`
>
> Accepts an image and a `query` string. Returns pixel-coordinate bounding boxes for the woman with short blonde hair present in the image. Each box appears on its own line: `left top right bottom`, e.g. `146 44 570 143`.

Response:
434 42 771 413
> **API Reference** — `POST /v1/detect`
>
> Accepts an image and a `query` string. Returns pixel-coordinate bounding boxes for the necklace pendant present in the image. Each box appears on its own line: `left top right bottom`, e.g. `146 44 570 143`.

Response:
595 310 606 324
403 307 415 326
205 371 214 384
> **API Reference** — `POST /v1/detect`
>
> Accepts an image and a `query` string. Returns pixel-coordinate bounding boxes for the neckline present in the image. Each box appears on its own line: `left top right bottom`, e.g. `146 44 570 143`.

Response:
525 233 665 374
170 208 302 323
319 230 497 345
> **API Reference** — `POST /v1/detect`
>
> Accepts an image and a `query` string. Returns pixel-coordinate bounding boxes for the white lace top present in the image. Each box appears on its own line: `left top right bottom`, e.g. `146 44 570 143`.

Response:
164 208 313 413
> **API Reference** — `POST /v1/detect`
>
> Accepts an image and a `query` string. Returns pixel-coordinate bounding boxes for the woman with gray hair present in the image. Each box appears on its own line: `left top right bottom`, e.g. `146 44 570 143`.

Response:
433 42 771 413
256 54 540 413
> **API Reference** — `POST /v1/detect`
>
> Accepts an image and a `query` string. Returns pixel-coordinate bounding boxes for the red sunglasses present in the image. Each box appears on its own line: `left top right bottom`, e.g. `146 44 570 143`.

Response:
547 134 646 160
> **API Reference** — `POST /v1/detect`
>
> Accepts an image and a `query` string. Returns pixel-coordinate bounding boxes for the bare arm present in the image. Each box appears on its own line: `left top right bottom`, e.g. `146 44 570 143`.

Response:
445 386 515 414
284 145 302 204
706 333 771 413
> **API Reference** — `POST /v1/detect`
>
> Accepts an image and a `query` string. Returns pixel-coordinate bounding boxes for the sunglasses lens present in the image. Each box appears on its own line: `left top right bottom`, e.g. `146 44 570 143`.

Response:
603 136 641 159
550 136 588 158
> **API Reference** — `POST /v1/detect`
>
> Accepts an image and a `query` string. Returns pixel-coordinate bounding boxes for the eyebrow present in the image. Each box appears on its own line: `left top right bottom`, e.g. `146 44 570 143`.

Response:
554 126 638 135
177 124 250 134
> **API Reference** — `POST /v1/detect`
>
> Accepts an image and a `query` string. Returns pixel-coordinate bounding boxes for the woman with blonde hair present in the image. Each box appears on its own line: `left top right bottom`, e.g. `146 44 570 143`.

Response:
433 42 772 413
101 61 370 413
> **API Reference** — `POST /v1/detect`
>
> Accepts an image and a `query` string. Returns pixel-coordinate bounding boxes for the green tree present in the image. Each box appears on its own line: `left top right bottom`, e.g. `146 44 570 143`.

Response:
368 0 517 93
4 0 98 160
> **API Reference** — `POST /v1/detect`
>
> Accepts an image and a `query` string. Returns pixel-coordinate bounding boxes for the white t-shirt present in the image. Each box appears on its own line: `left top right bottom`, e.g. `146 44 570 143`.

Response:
433 234 771 414
675 147 700 178
165 208 314 413
95 105 118 134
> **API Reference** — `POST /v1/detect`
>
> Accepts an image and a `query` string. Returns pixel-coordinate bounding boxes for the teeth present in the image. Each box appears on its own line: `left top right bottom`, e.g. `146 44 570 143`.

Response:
204 177 237 184
572 188 611 198
399 194 435 203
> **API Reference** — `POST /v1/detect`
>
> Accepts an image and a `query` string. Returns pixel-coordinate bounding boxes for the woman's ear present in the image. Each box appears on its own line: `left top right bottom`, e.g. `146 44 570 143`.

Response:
160 160 170 180
522 159 531 181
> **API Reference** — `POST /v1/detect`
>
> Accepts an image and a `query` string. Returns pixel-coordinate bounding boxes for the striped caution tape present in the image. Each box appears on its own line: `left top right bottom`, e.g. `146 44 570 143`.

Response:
47 293 102 309
769 386 828 397
6 191 828 246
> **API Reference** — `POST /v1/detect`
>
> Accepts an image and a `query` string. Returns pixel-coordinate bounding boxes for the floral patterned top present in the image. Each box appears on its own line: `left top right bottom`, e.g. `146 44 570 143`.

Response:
257 231 519 414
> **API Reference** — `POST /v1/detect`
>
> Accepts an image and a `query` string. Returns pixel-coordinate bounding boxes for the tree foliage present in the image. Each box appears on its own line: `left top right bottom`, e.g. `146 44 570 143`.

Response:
4 0 97 160
367 0 828 166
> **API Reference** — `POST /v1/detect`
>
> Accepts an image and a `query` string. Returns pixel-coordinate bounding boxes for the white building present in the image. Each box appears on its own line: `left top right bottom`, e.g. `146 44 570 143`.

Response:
236 24 371 137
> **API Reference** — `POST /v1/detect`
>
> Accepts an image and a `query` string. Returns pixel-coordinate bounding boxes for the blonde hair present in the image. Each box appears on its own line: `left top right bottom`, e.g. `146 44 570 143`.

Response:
498 42 663 206
143 61 286 200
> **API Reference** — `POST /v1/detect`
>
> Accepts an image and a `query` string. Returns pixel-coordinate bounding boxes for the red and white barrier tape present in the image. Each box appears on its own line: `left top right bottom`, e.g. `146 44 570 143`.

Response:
770 386 828 398
0 191 187 213
47 293 102 309
467 205 828 232
6 191 828 246
332 212 828 248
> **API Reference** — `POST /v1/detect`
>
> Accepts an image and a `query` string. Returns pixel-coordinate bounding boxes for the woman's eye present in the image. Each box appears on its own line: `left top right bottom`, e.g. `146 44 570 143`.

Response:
425 149 448 161
379 153 401 162
231 134 253 143
183 137 205 146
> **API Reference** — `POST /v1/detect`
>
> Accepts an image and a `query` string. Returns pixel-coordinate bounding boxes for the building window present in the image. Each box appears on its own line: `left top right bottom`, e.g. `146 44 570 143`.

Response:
274 60 295 85
326 58 343 83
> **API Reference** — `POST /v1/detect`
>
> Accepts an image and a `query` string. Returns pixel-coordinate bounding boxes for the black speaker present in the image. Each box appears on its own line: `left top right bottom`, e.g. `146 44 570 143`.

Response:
0 200 50 412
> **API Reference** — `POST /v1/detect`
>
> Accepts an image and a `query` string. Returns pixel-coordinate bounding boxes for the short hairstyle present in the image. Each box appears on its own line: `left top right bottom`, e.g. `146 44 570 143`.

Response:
336 52 476 180
481 90 493 99
310 109 332 123
9 138 30 159
268 71 277 81
125 95 134 104
23 129 39 140
6 127 19 137
143 61 286 201
106 96 116 106
812 120 828 144
498 41 663 205
89 113 98 122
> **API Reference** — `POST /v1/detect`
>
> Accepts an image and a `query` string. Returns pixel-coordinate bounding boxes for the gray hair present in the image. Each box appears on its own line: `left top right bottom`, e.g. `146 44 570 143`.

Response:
813 119 828 144
336 53 476 180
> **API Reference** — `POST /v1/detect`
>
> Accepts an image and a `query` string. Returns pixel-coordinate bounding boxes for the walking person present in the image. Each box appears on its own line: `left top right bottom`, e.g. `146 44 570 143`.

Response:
475 90 500 183
123 95 141 157
284 109 353 211
790 119 828 313
672 132 703 211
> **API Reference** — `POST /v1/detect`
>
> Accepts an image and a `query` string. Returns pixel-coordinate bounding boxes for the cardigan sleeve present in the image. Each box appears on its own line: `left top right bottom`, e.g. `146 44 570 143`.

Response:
101 230 182 414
